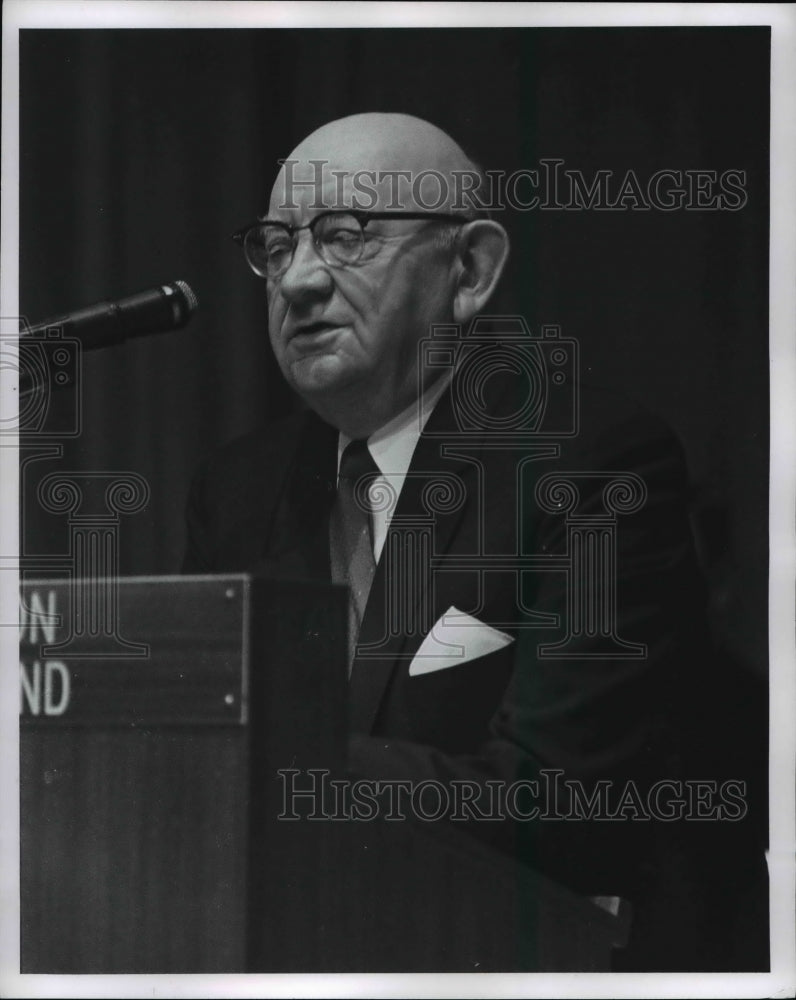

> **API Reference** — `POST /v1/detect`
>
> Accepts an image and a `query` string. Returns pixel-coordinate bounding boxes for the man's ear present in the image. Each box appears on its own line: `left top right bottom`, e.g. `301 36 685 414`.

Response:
452 220 510 325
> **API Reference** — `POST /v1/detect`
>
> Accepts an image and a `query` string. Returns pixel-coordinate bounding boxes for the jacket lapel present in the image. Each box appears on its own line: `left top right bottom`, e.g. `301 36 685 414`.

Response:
348 386 484 734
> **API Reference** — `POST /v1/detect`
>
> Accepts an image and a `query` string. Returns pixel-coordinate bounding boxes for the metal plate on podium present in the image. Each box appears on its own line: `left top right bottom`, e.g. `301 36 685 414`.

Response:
20 575 248 725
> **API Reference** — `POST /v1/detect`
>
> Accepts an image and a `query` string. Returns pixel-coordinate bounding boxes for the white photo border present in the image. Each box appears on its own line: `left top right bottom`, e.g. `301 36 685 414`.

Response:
1 3 793 998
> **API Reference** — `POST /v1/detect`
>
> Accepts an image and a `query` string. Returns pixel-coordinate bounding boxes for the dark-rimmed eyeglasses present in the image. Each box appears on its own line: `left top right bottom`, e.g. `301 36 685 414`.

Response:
231 210 468 280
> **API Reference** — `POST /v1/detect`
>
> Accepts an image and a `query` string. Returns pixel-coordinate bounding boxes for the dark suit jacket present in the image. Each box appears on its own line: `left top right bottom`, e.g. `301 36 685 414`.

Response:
183 373 763 969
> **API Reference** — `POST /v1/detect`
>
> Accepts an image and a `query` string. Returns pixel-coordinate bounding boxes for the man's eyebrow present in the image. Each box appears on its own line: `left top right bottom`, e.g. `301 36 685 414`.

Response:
258 209 356 222
256 211 296 224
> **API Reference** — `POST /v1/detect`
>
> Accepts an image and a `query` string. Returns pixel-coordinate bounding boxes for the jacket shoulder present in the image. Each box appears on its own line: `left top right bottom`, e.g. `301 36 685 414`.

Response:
182 410 314 573
194 411 309 496
563 382 690 480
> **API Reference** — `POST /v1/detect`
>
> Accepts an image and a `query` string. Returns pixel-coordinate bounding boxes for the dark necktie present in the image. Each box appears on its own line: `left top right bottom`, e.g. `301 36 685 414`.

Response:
329 439 379 670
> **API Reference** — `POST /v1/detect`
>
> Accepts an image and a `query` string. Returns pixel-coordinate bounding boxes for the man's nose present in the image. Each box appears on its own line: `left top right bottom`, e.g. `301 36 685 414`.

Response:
277 231 334 304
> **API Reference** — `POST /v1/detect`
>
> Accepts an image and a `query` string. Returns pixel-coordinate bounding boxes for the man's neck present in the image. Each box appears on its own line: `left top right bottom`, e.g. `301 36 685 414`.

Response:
310 372 452 441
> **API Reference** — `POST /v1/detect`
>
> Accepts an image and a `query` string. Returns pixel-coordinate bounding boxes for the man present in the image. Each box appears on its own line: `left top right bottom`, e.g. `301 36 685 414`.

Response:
183 113 765 970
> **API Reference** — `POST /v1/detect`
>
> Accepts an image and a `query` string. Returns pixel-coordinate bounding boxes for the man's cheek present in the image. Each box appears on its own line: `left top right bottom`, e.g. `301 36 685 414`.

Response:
267 303 286 342
267 281 286 312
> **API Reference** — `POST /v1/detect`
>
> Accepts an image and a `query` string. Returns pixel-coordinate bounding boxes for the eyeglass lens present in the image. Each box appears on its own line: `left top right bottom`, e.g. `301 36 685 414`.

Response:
244 213 366 278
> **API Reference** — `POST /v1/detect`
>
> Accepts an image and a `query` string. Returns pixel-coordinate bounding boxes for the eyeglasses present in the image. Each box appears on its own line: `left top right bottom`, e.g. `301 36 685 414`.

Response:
232 210 468 280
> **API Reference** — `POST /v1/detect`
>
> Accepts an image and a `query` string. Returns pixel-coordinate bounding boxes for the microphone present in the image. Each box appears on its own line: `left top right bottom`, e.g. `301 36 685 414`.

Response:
20 280 198 350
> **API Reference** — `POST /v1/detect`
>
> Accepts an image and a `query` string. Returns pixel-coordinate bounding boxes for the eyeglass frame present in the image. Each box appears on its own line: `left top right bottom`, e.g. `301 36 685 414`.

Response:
231 209 471 279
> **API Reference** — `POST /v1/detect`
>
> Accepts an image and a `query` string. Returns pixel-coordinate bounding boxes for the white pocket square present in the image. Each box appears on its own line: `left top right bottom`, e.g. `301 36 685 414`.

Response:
408 607 514 676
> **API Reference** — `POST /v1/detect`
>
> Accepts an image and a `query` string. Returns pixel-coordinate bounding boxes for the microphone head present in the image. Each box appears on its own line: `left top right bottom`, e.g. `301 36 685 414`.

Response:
174 280 198 313
166 280 198 327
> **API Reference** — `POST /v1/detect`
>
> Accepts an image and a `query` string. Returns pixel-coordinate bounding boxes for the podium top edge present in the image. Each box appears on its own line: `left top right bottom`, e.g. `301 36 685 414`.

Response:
20 573 252 586
19 575 347 591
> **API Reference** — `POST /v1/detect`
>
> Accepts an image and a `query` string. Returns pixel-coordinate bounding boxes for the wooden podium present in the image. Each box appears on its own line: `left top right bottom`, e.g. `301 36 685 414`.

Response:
20 574 630 973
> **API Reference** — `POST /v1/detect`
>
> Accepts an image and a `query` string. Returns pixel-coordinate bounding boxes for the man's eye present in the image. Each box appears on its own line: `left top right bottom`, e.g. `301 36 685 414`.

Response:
325 227 361 246
263 235 292 257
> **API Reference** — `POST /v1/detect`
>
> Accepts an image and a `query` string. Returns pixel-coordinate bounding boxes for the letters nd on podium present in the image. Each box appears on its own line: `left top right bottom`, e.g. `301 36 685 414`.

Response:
19 575 629 973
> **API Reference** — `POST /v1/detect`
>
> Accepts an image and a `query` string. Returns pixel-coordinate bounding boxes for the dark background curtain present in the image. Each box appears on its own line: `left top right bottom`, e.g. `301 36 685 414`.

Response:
19 27 769 678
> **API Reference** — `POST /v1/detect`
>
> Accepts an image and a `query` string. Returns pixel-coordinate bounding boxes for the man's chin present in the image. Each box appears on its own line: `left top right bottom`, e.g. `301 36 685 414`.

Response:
286 354 360 398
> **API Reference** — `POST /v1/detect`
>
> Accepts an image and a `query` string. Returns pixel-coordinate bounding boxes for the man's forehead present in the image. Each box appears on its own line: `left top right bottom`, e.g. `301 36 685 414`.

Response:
267 113 474 216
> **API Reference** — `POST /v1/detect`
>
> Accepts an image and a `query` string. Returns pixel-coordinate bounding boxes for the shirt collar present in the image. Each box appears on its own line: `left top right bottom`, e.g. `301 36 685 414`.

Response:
337 374 451 480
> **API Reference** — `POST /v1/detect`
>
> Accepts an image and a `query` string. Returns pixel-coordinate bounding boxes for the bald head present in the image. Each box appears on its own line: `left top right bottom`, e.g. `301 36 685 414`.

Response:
261 112 508 438
292 112 478 179
269 112 484 216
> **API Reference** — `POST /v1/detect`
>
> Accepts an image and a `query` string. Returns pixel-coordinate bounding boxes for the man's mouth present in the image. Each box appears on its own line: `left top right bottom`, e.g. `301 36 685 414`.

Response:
291 320 341 338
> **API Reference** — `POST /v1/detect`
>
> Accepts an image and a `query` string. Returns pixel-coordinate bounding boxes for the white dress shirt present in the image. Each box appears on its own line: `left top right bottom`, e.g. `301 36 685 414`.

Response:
337 375 451 562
